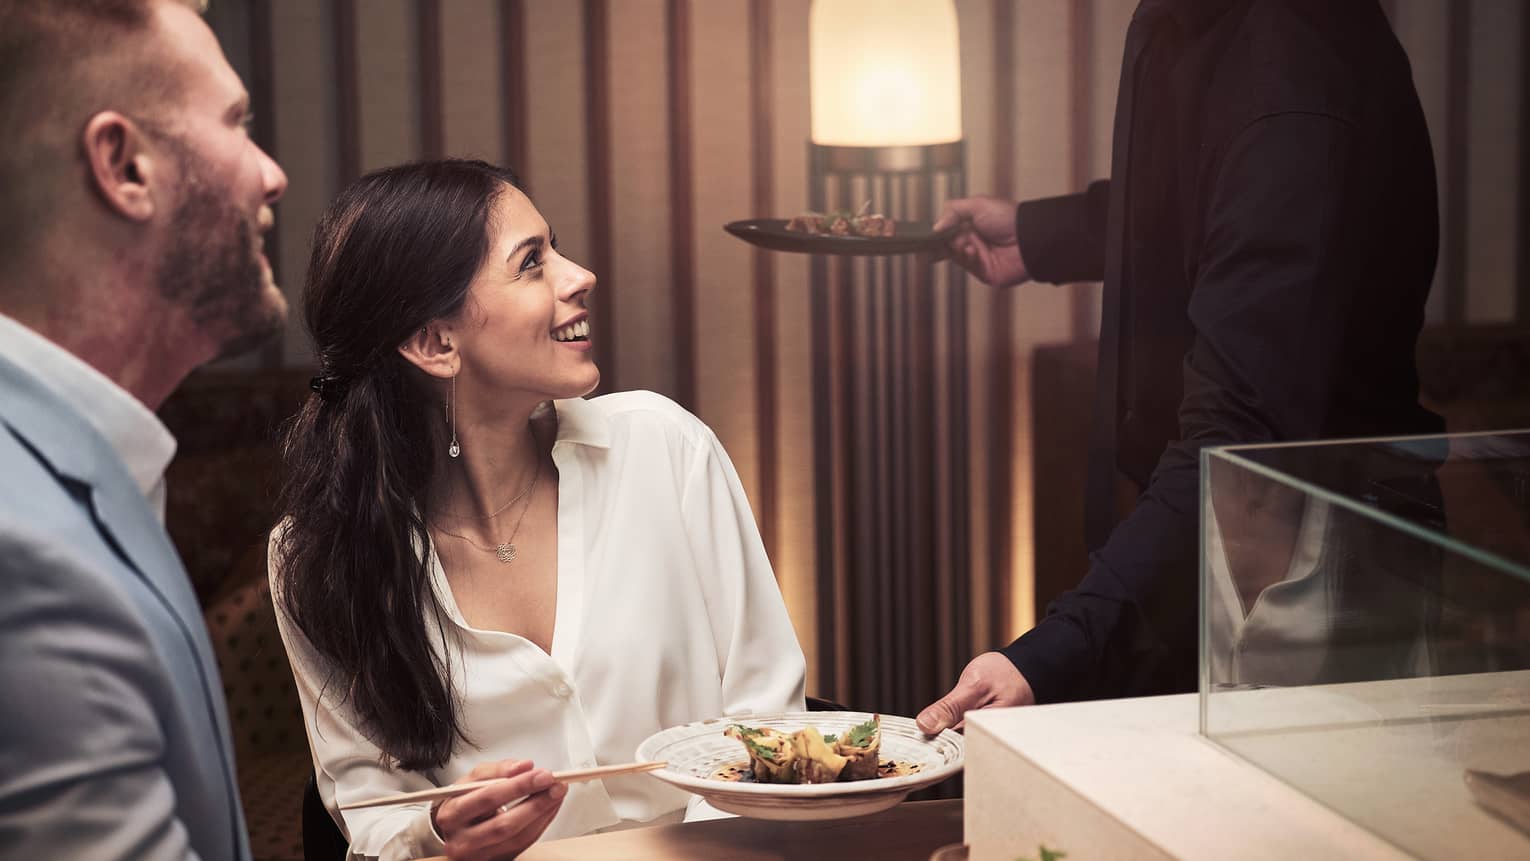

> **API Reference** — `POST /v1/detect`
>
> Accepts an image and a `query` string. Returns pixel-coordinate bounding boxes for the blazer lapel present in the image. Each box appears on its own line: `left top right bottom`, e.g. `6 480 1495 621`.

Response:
86 465 244 792
91 475 213 643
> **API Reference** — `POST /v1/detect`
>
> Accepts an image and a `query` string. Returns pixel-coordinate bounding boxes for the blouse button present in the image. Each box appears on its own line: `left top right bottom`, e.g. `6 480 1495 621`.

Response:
554 683 572 698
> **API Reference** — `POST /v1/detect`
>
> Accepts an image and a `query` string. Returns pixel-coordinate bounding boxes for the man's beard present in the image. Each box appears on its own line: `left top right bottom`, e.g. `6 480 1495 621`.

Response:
155 157 285 361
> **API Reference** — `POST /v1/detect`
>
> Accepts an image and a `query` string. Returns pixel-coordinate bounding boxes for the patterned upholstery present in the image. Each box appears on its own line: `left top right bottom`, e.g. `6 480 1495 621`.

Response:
238 749 313 861
161 369 314 861
205 547 308 861
162 369 310 604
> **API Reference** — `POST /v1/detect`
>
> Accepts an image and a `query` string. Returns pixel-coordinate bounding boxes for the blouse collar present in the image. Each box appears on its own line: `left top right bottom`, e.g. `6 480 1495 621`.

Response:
549 397 612 450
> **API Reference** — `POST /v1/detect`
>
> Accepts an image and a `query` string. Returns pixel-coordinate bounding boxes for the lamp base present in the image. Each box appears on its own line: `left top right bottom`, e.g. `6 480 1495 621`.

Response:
808 141 965 174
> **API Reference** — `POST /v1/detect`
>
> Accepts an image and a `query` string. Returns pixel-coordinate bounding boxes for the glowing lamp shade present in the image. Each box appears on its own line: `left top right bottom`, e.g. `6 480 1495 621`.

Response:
809 0 962 147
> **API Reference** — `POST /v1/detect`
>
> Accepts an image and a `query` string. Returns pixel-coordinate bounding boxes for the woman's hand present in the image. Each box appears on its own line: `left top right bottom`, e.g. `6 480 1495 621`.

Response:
432 760 567 860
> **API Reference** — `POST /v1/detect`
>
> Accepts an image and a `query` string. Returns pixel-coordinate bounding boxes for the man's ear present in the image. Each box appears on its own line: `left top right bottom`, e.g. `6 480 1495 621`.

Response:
82 111 158 222
398 324 459 379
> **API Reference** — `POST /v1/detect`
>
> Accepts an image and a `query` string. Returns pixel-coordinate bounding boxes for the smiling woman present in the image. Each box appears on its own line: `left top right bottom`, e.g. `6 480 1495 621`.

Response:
268 158 806 861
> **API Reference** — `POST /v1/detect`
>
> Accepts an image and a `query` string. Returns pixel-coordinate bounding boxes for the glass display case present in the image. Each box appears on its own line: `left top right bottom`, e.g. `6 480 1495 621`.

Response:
1200 432 1530 860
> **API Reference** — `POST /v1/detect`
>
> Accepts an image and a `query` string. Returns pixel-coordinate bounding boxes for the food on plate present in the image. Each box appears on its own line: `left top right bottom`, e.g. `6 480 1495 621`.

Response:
831 714 883 781
784 202 896 238
717 716 916 784
724 724 799 784
790 727 849 784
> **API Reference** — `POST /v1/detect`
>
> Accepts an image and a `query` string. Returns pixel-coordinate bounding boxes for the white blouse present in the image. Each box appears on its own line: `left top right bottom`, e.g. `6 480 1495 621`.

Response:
271 391 806 860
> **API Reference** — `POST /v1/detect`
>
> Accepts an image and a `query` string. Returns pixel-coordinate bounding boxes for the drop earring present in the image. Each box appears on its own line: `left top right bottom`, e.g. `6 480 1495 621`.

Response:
447 370 461 458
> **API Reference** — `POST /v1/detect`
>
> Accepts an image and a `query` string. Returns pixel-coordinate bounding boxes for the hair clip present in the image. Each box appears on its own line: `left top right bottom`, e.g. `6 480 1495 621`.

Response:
309 374 350 401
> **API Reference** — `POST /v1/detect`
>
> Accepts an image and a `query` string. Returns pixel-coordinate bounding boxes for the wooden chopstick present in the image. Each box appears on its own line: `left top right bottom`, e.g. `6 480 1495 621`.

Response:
339 761 668 811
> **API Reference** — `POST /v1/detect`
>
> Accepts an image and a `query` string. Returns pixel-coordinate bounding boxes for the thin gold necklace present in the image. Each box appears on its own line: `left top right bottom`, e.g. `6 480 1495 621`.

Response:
433 456 542 564
435 470 537 522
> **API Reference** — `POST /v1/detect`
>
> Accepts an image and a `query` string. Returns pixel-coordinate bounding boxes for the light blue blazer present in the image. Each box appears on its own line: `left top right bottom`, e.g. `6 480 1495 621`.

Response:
0 353 250 861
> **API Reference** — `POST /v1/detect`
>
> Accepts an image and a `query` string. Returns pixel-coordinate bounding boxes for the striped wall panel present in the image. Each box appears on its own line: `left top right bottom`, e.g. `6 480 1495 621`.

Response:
267 0 337 367
691 0 762 501
955 0 999 658
354 0 419 175
1464 0 1523 324
1391 1 1452 326
606 0 676 398
767 0 819 691
440 0 505 162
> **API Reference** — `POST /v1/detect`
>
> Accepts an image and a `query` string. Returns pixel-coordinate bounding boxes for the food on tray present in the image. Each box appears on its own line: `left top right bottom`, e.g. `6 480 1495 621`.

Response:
718 716 917 784
784 202 896 238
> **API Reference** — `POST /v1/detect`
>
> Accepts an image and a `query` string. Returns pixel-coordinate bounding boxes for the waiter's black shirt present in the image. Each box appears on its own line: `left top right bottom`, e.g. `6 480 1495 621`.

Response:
1001 0 1443 701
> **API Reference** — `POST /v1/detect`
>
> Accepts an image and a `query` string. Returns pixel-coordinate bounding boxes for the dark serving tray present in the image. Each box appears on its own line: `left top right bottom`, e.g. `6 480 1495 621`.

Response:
724 218 956 257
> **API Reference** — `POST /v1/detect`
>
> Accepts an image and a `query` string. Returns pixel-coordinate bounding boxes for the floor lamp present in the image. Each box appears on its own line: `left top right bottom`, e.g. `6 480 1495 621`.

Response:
806 0 972 725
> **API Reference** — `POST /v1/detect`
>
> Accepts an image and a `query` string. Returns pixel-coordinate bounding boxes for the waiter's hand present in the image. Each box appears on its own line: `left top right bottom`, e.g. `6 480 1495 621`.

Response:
934 196 1031 288
432 759 566 861
916 651 1036 734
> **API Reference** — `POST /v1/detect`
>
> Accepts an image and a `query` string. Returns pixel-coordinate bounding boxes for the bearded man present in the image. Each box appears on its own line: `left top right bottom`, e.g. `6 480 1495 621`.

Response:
0 1 287 858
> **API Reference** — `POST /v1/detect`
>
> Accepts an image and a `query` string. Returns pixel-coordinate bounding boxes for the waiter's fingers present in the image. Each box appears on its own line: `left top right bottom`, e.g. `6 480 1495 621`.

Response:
933 198 981 233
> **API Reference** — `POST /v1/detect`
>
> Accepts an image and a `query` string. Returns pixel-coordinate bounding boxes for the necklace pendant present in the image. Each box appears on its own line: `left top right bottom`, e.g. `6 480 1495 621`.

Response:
495 543 517 564
448 441 461 458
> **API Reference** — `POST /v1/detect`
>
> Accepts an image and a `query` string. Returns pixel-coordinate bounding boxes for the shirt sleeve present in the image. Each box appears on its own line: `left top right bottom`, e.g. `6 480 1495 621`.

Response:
679 428 808 721
1014 179 1111 285
0 532 198 861
267 529 446 861
1005 112 1366 702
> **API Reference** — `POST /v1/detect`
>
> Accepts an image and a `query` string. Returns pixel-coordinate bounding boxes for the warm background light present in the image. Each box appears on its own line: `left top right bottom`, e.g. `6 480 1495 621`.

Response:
809 0 962 146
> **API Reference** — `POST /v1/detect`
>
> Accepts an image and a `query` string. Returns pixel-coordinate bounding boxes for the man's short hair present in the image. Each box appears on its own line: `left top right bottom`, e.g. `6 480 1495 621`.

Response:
0 0 207 258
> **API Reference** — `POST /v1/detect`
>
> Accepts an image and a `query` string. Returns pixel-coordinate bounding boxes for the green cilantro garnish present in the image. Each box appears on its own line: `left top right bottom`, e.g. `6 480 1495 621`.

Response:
820 733 837 744
730 726 779 762
742 736 778 762
843 716 880 748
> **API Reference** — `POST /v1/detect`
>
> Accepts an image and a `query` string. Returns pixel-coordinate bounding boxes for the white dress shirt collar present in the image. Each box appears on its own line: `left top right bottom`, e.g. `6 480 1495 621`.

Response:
0 313 177 517
546 396 612 450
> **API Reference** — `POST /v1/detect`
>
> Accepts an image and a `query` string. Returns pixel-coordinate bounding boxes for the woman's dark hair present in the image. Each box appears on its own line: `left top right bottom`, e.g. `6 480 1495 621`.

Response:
275 158 523 770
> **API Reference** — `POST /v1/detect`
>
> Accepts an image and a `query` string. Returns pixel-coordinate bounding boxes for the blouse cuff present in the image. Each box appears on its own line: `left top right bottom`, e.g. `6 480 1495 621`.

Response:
399 805 448 859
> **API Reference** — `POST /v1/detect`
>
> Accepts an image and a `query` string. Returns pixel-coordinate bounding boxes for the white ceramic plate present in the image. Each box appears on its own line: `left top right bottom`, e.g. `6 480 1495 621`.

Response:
635 711 964 821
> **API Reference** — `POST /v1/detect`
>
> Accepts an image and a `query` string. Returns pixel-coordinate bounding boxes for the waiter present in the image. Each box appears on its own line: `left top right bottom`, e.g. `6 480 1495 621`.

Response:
918 0 1442 731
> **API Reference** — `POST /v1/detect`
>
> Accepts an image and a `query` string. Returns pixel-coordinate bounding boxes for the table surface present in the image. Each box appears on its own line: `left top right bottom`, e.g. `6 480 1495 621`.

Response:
965 694 1407 860
419 799 963 861
964 678 1530 861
